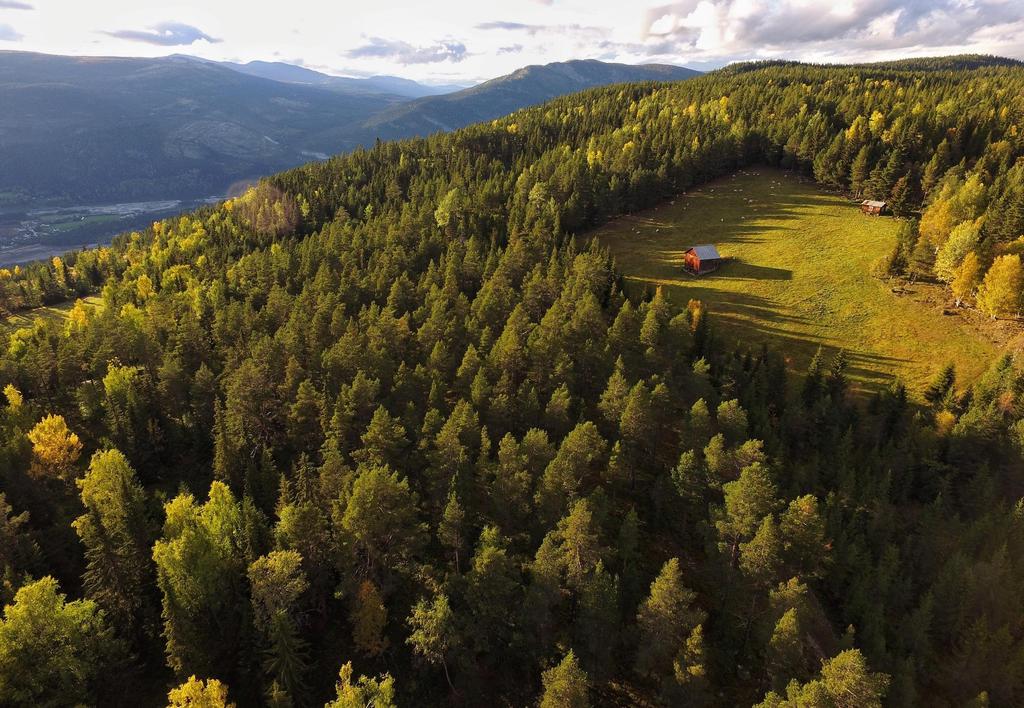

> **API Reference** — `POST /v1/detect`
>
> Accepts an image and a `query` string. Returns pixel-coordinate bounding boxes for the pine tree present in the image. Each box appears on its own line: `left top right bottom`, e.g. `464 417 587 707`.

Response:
635 558 705 679
716 399 748 445
664 624 709 706
544 383 573 439
739 515 784 587
687 398 712 450
557 498 605 589
888 172 917 216
248 551 310 697
849 145 872 196
922 139 952 195
287 380 324 457
779 495 828 577
924 364 956 408
438 489 466 573
352 405 409 471
639 286 671 348
671 450 708 521
0 494 38 606
755 649 889 708
575 561 619 679
464 526 520 656
716 462 779 566
540 650 589 708
72 449 153 639
341 465 425 580
767 608 809 690
535 422 607 522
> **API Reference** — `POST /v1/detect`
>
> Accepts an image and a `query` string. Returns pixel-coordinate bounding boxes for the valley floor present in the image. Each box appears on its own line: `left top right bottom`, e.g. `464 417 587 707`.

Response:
594 167 1018 396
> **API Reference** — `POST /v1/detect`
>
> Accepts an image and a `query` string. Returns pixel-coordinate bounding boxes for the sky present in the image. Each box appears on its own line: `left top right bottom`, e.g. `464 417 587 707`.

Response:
1 0 1023 84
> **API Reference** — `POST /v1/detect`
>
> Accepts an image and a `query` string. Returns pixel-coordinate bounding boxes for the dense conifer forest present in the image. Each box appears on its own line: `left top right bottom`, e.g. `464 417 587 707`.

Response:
2 57 1024 706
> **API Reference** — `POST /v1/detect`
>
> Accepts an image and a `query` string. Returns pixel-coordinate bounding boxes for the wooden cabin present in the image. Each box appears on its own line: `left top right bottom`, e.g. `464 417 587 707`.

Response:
683 244 722 275
860 199 887 215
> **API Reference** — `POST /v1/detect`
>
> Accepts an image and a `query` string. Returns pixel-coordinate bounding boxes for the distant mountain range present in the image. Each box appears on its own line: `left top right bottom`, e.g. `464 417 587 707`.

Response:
360 60 700 142
0 51 700 205
198 57 468 98
0 52 403 203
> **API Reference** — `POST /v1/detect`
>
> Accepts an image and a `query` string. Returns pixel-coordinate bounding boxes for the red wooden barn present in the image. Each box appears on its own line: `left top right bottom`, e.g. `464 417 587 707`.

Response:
683 244 722 275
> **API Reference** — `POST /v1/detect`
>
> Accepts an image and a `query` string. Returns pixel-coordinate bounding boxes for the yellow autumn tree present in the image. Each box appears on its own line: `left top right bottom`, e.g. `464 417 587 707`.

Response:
951 251 982 307
919 174 987 248
167 676 234 708
136 273 155 301
2 383 21 410
976 254 1024 319
51 256 67 289
325 662 396 708
65 299 91 335
27 414 83 481
350 580 389 657
868 110 886 136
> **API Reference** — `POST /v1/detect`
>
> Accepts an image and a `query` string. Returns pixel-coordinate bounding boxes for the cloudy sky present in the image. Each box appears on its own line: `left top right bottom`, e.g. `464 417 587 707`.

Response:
1 0 1023 83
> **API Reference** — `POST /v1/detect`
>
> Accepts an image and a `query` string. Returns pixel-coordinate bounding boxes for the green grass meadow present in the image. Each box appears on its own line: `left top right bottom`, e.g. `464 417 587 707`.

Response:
0 295 102 338
594 168 999 396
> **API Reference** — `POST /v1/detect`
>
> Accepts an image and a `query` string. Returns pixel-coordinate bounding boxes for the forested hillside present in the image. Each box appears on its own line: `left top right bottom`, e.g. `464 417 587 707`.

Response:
0 52 404 203
0 52 695 206
2 58 1024 706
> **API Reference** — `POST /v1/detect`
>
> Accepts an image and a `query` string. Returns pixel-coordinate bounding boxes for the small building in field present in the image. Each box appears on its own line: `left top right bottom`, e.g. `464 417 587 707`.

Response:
683 244 722 275
860 199 887 215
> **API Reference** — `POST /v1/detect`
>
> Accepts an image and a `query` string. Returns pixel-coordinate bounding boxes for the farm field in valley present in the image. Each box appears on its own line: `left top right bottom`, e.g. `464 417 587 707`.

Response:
594 167 1011 396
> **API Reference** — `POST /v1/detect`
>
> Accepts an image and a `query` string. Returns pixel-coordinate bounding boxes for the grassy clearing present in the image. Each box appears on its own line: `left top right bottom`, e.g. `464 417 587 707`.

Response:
0 295 102 337
593 167 1004 397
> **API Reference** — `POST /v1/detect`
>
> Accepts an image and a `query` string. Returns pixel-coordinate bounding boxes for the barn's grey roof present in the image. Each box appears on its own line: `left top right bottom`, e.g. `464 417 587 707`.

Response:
862 200 886 208
688 244 721 260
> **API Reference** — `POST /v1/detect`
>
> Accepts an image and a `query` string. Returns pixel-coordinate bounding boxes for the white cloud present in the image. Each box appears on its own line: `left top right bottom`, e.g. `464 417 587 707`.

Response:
346 37 468 64
4 0 1023 81
105 22 220 46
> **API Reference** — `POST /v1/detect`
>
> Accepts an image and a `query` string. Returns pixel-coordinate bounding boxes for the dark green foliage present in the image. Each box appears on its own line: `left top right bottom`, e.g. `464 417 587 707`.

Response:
3 59 1024 706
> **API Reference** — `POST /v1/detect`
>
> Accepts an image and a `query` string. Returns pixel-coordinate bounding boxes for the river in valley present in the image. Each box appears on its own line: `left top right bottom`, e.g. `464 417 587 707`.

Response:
0 196 222 267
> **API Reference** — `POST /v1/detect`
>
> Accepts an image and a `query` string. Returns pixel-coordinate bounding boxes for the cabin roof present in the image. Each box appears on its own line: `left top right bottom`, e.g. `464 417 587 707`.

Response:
861 200 886 208
688 244 721 260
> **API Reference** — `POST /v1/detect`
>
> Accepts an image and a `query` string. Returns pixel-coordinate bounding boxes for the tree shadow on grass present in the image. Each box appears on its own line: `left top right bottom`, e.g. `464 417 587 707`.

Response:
631 281 808 328
713 311 909 394
712 260 792 281
625 275 910 395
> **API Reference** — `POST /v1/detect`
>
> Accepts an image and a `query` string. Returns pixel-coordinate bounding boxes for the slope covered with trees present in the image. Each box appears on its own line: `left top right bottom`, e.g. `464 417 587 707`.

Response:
0 51 405 203
2 58 1024 706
